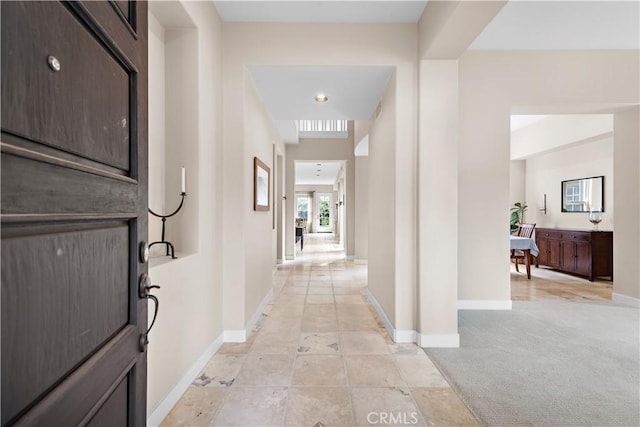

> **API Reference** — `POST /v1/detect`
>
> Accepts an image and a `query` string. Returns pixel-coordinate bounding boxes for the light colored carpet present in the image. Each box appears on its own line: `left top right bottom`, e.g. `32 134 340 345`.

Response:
426 299 640 427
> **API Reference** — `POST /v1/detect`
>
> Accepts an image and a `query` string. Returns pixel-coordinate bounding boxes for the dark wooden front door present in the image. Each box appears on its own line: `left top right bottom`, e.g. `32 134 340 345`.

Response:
1 1 148 425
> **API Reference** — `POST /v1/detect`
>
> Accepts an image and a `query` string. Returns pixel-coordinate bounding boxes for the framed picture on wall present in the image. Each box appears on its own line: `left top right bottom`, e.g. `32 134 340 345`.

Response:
254 156 270 211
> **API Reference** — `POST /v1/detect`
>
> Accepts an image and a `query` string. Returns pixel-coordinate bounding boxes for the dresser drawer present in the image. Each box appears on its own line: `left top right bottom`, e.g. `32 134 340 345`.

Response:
565 232 591 242
536 229 563 239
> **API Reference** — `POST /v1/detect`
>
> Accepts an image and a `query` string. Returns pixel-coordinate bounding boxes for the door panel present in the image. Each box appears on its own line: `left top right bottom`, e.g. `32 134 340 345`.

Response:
1 222 129 422
1 152 137 215
2 1 132 171
560 241 576 272
536 237 548 265
548 239 561 268
87 374 129 427
1 1 148 425
112 1 133 24
10 327 139 426
575 242 591 276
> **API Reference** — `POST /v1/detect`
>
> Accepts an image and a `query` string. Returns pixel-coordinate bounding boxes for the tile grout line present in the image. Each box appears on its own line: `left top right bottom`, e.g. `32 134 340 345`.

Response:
279 276 310 427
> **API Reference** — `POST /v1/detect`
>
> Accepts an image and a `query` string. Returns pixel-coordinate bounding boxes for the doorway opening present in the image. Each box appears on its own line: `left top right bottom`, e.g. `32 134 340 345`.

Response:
316 193 333 232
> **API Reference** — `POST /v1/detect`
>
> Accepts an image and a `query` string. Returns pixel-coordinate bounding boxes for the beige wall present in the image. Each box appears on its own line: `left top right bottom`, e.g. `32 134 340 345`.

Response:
458 50 639 303
354 156 369 260
276 154 285 262
418 1 506 60
243 72 284 325
335 166 346 245
613 107 640 301
148 13 166 245
368 74 397 327
147 0 223 415
417 60 459 345
148 18 199 255
354 120 371 148
286 134 355 257
222 33 285 335
223 22 418 331
526 137 614 230
163 28 199 255
511 114 613 160
296 185 334 192
509 160 526 209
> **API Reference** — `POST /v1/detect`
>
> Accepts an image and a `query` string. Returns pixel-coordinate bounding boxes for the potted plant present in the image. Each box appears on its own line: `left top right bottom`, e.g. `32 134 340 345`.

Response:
510 202 528 234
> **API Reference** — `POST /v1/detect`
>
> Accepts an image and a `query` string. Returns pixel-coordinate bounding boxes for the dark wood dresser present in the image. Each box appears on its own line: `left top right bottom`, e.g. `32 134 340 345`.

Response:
535 228 613 281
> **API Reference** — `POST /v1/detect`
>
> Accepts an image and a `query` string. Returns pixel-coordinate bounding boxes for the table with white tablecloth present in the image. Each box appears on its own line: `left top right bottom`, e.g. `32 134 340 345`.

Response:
510 236 539 279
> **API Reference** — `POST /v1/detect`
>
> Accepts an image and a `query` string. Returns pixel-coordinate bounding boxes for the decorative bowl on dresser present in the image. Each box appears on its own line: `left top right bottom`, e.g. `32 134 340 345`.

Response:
535 227 613 282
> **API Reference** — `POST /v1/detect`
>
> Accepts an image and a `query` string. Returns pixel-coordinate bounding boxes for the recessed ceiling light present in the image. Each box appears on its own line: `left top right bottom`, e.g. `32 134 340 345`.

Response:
314 94 328 103
316 163 321 166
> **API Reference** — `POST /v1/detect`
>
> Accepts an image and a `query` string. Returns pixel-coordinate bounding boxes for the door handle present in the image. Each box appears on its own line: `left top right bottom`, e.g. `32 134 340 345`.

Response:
138 273 160 352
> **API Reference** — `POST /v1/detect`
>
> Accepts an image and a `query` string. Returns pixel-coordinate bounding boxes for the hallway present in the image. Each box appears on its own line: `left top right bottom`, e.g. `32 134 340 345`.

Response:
161 234 477 426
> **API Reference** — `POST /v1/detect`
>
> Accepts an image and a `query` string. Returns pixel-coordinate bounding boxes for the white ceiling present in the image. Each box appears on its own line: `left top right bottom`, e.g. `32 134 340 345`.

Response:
220 0 636 176
214 1 428 23
215 0 639 49
470 1 640 50
247 66 394 120
296 161 343 186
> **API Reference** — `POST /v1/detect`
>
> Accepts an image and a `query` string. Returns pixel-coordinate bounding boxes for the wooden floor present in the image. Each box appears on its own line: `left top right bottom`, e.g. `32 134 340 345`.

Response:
511 262 613 301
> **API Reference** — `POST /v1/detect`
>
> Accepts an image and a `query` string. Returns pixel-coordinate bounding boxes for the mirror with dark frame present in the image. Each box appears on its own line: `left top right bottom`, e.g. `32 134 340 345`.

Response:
561 176 604 212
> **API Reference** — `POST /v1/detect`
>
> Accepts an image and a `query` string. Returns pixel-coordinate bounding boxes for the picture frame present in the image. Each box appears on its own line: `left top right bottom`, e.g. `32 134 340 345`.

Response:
254 156 270 211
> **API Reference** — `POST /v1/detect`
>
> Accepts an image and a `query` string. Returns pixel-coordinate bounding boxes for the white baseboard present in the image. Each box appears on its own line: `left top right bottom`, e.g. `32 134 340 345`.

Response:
354 258 368 265
223 288 274 343
417 333 460 348
147 333 224 426
366 289 397 341
246 288 273 334
346 255 355 261
277 258 283 264
366 290 417 343
612 293 640 308
394 330 417 343
285 255 294 260
457 299 513 310
223 330 246 343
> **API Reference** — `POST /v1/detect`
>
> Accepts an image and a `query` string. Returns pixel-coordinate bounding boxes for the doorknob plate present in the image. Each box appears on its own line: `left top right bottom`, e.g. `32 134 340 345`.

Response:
139 241 149 263
139 334 148 352
138 273 152 298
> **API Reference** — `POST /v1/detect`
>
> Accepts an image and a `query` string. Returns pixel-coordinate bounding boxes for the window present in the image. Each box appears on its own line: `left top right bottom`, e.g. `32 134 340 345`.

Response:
565 181 586 212
296 196 309 221
298 120 347 133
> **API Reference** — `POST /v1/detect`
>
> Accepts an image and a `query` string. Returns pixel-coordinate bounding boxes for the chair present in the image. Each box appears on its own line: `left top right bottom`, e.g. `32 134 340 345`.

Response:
516 223 536 238
512 223 536 273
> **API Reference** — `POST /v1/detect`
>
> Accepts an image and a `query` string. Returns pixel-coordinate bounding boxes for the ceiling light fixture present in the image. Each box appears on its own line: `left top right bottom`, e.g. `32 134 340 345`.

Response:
314 94 328 103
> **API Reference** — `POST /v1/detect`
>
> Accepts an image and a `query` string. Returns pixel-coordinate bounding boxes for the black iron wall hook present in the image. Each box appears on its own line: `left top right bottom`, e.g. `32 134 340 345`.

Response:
148 192 186 259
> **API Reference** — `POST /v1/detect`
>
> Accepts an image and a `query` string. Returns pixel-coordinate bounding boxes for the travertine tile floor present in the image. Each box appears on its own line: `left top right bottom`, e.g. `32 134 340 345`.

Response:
162 234 477 427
